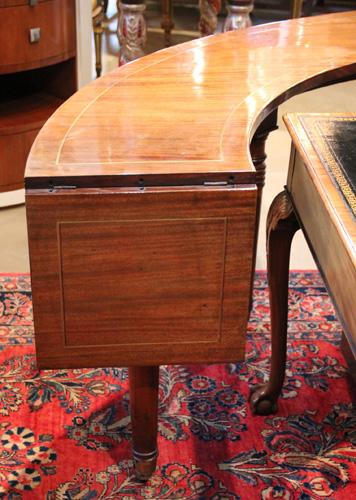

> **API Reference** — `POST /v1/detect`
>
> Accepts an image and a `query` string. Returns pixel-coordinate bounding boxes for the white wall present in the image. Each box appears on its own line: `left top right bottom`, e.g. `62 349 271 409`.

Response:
75 0 93 88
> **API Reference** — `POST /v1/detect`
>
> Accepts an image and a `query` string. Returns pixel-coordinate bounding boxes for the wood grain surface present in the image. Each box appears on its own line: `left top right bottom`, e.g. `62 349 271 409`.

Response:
25 11 356 188
26 185 257 368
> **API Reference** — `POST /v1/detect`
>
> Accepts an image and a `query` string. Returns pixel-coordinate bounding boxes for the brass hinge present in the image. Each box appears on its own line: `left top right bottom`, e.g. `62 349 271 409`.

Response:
203 181 229 186
48 182 77 192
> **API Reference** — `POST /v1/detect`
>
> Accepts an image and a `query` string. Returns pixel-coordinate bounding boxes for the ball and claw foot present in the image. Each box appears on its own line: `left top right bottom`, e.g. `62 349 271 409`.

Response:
249 385 278 416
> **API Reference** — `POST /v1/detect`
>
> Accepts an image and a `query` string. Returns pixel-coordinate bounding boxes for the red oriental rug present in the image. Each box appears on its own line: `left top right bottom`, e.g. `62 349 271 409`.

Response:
0 271 355 499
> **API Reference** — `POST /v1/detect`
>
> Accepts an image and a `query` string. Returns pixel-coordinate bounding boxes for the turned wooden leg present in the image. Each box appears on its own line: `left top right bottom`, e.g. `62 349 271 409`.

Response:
199 0 222 36
291 0 303 18
93 28 103 78
102 0 109 16
92 1 105 78
117 0 147 66
250 191 300 415
223 0 254 32
129 365 159 481
161 0 174 47
248 110 278 312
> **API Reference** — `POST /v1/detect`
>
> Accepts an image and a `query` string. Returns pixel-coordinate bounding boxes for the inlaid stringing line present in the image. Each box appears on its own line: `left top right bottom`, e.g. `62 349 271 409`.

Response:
55 23 302 167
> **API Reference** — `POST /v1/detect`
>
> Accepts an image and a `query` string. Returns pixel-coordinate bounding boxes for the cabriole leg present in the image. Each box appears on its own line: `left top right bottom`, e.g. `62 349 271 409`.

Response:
129 365 159 480
250 191 300 415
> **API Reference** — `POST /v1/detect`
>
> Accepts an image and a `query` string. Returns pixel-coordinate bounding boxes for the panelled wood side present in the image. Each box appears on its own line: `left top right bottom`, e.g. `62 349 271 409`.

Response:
59 217 227 346
26 185 257 369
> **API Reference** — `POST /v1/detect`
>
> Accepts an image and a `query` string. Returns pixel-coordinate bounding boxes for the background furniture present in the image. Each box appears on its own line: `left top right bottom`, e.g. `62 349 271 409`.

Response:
116 0 351 65
257 0 351 19
292 0 303 17
25 12 356 480
117 0 255 64
92 0 105 77
0 0 77 194
251 113 356 414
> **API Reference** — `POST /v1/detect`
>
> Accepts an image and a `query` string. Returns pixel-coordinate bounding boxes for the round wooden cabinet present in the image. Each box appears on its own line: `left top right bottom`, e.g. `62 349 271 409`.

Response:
0 0 77 193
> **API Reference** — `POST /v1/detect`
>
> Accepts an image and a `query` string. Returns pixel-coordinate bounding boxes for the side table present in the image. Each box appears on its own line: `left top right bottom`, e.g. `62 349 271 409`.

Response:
251 113 356 415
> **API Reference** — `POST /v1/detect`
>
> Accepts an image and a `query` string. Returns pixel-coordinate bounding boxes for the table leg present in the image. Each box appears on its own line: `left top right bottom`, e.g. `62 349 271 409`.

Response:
117 0 147 65
291 0 303 18
199 0 222 36
129 365 159 480
248 110 278 312
161 0 174 47
250 191 300 415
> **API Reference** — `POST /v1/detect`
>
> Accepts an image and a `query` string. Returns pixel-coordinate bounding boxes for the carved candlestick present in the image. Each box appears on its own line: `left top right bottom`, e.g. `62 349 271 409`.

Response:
199 0 222 36
117 0 147 65
223 0 254 32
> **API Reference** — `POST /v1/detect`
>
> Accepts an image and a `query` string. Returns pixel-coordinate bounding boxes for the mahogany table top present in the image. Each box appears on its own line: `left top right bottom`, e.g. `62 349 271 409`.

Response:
25 11 356 188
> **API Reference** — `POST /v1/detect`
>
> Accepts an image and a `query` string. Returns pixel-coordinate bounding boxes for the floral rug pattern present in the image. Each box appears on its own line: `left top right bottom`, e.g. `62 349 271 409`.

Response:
0 272 354 499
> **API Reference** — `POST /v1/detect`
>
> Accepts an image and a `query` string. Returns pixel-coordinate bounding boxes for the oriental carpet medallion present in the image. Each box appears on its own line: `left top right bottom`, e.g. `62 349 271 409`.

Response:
0 272 354 499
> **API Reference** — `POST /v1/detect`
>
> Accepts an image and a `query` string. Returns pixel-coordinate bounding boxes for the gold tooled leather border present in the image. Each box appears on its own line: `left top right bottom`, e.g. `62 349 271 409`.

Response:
300 115 356 217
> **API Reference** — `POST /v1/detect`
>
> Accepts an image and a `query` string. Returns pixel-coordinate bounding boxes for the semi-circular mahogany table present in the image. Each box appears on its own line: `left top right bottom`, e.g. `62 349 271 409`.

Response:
25 11 356 479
